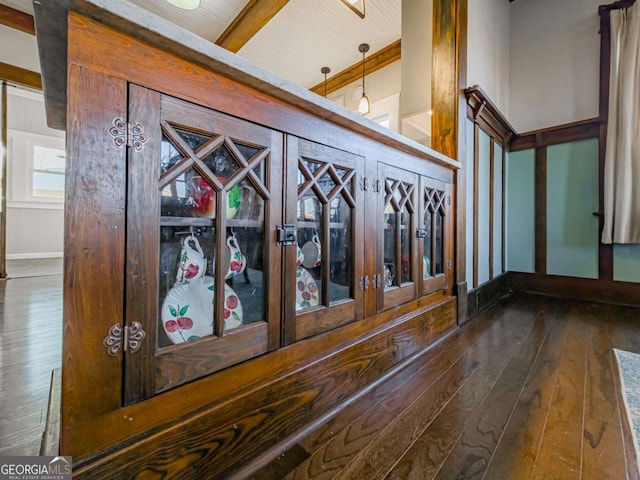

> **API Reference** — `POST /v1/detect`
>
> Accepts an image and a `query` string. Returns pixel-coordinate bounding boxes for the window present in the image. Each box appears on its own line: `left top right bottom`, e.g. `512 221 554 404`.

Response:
8 129 66 207
32 146 66 198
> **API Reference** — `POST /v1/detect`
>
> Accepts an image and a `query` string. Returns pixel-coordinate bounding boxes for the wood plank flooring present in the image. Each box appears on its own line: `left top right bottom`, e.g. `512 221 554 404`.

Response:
251 293 640 480
1 275 638 479
0 274 62 455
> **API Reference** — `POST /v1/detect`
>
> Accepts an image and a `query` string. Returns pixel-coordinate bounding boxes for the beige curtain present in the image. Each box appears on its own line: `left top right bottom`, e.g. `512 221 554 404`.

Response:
602 3 640 244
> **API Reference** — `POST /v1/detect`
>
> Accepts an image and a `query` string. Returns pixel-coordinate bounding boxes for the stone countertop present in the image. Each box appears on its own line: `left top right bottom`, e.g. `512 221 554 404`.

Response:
33 0 460 169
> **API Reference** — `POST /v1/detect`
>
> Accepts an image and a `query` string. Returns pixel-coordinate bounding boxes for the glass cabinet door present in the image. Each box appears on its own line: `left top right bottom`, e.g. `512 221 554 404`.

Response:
378 164 418 311
283 138 364 344
124 86 282 402
419 176 450 295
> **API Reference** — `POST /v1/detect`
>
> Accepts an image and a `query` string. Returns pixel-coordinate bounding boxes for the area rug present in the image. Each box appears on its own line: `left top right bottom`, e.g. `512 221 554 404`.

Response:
614 348 640 473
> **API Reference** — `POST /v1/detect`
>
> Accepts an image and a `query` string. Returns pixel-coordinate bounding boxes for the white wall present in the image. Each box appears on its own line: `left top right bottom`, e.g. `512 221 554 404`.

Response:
509 0 602 132
6 87 65 259
467 0 511 116
400 0 432 117
0 24 40 73
328 61 401 129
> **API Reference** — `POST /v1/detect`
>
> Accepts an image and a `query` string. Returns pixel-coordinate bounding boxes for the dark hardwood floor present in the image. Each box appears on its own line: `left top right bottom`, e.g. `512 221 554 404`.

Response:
1 276 638 479
0 274 62 455
249 293 640 480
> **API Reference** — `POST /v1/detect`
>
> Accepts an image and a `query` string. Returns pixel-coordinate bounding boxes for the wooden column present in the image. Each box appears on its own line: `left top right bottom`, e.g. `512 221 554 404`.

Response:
535 145 547 275
598 8 614 280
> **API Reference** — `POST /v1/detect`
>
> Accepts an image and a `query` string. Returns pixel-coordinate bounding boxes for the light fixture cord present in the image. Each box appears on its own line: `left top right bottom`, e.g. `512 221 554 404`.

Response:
362 50 366 95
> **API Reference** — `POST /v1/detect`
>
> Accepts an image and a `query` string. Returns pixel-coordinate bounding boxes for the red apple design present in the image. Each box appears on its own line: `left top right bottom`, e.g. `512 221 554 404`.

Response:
308 282 317 294
177 317 193 329
298 280 305 291
165 320 178 333
184 263 199 279
226 295 238 310
302 292 311 300
224 309 230 319
229 260 243 273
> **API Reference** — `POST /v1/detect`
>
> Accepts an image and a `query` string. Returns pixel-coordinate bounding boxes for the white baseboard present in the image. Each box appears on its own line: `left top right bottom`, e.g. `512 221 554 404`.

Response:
6 252 64 260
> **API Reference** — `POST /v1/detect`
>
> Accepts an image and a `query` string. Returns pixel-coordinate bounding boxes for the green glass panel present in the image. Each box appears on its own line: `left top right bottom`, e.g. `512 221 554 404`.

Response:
506 149 535 273
546 139 599 278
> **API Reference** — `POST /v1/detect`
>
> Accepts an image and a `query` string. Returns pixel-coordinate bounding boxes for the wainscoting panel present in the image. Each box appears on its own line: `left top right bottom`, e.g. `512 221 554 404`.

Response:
546 139 599 279
6 206 63 258
493 141 504 276
477 130 491 285
613 244 640 283
506 149 535 273
466 118 474 286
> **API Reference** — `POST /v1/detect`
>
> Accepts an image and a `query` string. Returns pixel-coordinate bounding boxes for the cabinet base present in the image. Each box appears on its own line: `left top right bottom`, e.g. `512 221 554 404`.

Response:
72 297 457 479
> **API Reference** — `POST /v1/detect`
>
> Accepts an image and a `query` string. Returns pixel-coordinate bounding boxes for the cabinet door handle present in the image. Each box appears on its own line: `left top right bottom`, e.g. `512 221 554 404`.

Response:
359 275 370 291
103 322 146 356
372 273 382 288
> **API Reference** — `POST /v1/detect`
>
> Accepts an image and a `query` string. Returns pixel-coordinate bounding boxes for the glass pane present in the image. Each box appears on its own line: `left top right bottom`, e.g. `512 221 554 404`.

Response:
161 134 183 173
329 195 351 303
33 172 65 198
175 128 211 152
318 170 335 196
297 191 321 225
201 144 241 180
303 158 322 175
400 205 411 283
158 228 217 347
227 175 266 326
297 179 323 312
383 200 397 289
334 166 349 180
435 212 444 274
423 210 432 279
161 168 219 218
234 142 260 162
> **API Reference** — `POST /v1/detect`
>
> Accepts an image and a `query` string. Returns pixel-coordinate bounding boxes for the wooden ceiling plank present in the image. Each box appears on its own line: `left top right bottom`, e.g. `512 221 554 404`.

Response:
0 61 42 90
0 4 35 35
309 40 401 97
215 0 289 53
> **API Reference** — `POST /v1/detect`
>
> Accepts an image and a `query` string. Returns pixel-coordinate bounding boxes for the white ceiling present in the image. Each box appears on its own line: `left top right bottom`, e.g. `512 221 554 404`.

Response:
2 0 401 89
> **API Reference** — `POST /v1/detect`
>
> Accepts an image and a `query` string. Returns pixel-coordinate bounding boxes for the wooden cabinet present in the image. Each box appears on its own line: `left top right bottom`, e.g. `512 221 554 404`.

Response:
376 163 453 312
123 87 284 401
41 7 460 477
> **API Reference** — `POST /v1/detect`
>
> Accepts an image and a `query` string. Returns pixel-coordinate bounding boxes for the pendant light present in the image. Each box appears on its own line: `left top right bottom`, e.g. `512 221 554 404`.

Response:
165 0 200 10
358 43 370 115
321 67 331 98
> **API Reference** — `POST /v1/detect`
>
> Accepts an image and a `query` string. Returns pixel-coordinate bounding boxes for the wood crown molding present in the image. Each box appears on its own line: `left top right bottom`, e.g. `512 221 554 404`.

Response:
309 40 401 97
465 86 600 151
0 4 34 35
215 0 289 53
0 62 42 90
598 0 636 15
510 118 601 151
465 85 516 144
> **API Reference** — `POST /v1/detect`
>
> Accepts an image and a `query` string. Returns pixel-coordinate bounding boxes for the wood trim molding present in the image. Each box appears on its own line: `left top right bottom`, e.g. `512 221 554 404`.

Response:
309 40 401 97
508 272 640 308
215 0 289 53
534 147 547 275
510 118 601 151
489 138 495 280
0 82 7 279
0 62 42 90
0 4 34 35
472 123 479 289
465 85 516 144
467 273 509 319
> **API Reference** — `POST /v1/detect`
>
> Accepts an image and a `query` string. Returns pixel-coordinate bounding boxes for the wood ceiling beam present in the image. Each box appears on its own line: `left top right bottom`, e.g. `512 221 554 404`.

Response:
0 4 35 35
0 62 42 90
309 40 401 97
215 0 289 53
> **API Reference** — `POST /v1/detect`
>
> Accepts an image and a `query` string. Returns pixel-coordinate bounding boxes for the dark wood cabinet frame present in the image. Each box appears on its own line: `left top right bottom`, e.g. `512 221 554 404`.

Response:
35 6 463 477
